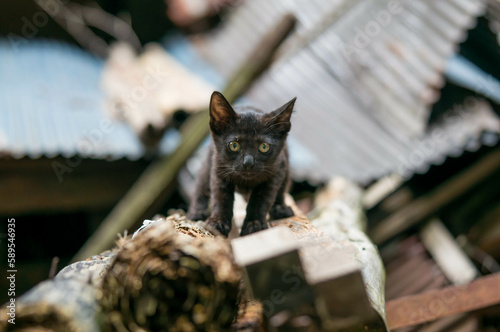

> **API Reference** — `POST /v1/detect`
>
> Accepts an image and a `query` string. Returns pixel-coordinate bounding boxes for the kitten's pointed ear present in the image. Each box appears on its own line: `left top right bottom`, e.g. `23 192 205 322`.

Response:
210 91 237 134
265 97 296 137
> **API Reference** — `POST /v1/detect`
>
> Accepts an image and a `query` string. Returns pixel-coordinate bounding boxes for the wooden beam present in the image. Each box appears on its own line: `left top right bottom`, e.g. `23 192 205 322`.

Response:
231 227 313 323
362 174 404 210
370 149 500 245
72 14 297 262
386 272 500 330
303 245 386 332
420 219 478 285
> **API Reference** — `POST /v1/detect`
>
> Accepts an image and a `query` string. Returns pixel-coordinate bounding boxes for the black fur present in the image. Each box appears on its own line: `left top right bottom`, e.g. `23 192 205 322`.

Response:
187 91 296 236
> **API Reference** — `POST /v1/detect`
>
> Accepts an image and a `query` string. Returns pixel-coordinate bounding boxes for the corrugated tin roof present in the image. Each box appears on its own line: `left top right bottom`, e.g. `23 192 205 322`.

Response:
185 0 496 183
487 0 500 39
0 39 178 161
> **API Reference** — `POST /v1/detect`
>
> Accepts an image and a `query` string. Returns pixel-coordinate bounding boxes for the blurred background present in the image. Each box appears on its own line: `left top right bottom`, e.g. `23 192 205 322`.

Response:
0 0 499 330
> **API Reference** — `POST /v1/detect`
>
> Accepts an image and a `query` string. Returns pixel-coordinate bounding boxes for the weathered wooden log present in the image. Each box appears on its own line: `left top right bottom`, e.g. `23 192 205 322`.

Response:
0 215 240 332
0 279 98 332
0 251 114 332
310 177 387 331
99 215 241 332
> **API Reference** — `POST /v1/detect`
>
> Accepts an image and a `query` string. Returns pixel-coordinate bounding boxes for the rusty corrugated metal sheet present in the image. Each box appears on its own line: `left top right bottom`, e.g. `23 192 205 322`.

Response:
188 0 496 184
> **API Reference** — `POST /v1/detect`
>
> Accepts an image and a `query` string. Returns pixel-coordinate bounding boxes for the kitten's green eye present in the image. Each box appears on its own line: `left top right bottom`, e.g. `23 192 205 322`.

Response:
228 141 240 152
259 143 270 153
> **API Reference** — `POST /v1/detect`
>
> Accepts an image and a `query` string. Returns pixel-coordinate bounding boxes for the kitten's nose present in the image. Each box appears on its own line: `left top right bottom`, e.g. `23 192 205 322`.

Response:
243 155 254 169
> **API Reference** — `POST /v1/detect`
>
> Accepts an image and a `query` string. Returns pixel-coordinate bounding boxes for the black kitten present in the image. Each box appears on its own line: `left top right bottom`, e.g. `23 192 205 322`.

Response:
187 91 296 237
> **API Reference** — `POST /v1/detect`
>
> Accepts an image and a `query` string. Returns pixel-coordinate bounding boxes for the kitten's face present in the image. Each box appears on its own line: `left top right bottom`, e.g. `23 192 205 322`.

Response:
209 92 295 181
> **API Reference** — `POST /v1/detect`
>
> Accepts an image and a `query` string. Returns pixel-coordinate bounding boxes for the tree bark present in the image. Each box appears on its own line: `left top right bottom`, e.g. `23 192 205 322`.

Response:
98 215 241 332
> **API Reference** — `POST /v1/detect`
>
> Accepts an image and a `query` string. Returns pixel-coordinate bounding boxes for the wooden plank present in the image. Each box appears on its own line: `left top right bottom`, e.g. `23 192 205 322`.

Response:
418 314 477 332
370 149 500 244
304 245 386 332
231 227 299 269
386 272 500 330
420 219 478 285
231 227 312 320
363 174 404 210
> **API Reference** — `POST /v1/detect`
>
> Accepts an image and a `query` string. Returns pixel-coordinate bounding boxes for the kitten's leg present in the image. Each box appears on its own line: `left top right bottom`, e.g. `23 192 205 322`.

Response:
240 180 280 236
187 148 212 221
269 170 294 220
206 168 235 237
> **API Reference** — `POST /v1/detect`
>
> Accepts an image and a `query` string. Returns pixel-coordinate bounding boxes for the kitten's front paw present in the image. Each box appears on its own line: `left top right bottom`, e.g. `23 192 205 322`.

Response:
205 217 232 237
240 220 269 236
269 204 294 220
187 210 210 221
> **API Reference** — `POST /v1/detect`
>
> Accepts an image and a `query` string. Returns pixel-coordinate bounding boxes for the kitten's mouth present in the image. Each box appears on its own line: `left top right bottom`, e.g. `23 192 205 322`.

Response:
240 171 257 179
